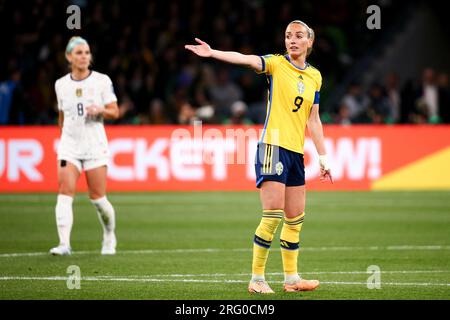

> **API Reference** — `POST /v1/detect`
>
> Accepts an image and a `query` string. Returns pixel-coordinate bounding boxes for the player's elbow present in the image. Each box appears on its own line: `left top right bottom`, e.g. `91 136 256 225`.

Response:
246 55 262 72
307 117 322 135
107 103 120 120
112 107 120 120
307 115 320 128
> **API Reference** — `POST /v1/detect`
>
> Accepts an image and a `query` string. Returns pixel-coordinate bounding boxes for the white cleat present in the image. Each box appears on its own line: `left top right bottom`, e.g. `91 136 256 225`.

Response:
49 245 72 256
101 233 117 255
248 280 275 294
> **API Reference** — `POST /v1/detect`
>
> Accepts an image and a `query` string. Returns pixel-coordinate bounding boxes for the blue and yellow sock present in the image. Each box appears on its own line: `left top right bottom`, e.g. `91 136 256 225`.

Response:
251 209 283 279
280 212 305 281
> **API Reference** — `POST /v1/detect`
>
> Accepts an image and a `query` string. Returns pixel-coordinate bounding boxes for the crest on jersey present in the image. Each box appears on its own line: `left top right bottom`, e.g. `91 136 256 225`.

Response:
76 88 82 97
275 162 284 176
297 81 305 94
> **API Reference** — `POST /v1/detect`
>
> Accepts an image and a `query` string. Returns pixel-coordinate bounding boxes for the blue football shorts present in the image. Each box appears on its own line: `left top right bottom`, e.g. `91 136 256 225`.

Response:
255 143 305 188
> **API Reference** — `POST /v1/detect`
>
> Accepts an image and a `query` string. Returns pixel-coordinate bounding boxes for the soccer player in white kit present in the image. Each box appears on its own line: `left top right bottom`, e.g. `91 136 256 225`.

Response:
50 37 119 255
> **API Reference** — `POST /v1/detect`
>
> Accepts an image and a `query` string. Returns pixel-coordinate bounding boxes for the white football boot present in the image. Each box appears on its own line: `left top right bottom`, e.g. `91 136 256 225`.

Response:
101 232 117 255
248 280 275 294
49 245 72 256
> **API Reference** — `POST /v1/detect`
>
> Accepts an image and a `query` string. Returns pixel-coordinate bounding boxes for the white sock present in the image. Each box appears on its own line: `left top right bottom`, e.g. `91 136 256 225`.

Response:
284 273 301 284
90 196 116 238
55 194 73 248
251 274 265 282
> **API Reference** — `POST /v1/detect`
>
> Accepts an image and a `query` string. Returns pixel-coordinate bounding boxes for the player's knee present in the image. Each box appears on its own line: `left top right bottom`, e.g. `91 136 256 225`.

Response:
58 183 76 197
89 191 105 200
261 193 284 210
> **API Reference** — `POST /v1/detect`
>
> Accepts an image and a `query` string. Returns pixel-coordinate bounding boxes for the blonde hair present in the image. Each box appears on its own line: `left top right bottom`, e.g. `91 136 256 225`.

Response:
288 20 315 57
65 36 93 66
65 36 88 54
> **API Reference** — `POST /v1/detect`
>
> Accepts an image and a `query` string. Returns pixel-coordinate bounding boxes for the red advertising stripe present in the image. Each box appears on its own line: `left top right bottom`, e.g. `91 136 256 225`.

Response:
1 125 449 192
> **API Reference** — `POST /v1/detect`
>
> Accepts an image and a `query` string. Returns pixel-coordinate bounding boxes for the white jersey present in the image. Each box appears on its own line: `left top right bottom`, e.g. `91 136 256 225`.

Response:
55 71 117 160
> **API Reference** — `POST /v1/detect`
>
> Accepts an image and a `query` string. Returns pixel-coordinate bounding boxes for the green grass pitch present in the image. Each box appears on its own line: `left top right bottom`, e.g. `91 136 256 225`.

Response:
0 191 449 300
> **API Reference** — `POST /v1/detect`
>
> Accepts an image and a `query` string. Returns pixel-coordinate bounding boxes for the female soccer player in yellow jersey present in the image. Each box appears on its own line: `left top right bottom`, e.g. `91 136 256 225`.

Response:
185 20 333 293
50 37 119 256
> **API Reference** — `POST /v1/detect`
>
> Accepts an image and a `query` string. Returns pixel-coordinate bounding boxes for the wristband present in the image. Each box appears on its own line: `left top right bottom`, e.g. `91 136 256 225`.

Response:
319 154 330 171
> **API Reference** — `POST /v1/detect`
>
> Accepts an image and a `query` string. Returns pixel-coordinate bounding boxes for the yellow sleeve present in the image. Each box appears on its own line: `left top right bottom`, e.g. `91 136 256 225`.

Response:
313 70 322 105
316 71 322 91
256 54 282 75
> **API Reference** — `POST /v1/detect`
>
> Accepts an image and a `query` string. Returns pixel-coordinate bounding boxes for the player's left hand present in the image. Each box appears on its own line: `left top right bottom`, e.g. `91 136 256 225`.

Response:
320 168 333 184
319 154 333 184
86 104 104 116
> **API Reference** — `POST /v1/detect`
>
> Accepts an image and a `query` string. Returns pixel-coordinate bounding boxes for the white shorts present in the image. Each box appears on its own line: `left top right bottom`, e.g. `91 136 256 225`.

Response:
58 156 109 173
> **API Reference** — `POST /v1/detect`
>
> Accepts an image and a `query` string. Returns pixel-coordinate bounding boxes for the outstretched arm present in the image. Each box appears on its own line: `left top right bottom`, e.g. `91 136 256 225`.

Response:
307 104 333 183
185 38 263 72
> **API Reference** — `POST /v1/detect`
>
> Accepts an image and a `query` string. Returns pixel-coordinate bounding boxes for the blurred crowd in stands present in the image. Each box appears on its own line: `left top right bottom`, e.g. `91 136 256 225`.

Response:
1 0 449 125
334 68 450 125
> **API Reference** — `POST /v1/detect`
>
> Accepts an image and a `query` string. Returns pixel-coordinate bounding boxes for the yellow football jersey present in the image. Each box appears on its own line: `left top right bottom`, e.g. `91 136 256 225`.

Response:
257 54 322 154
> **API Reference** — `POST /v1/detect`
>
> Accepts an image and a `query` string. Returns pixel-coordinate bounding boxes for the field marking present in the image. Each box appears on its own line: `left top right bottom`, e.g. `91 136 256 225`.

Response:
103 270 450 278
0 276 449 287
1 245 450 258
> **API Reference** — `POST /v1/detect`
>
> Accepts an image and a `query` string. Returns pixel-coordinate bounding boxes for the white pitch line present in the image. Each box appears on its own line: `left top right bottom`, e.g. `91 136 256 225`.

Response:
1 245 450 258
0 276 246 284
0 252 48 258
93 270 450 278
0 276 449 287
320 281 450 287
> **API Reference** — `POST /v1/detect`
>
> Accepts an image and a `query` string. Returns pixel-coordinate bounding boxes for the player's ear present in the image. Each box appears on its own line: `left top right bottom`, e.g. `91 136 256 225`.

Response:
65 52 72 64
308 28 316 47
308 28 315 46
307 28 314 56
